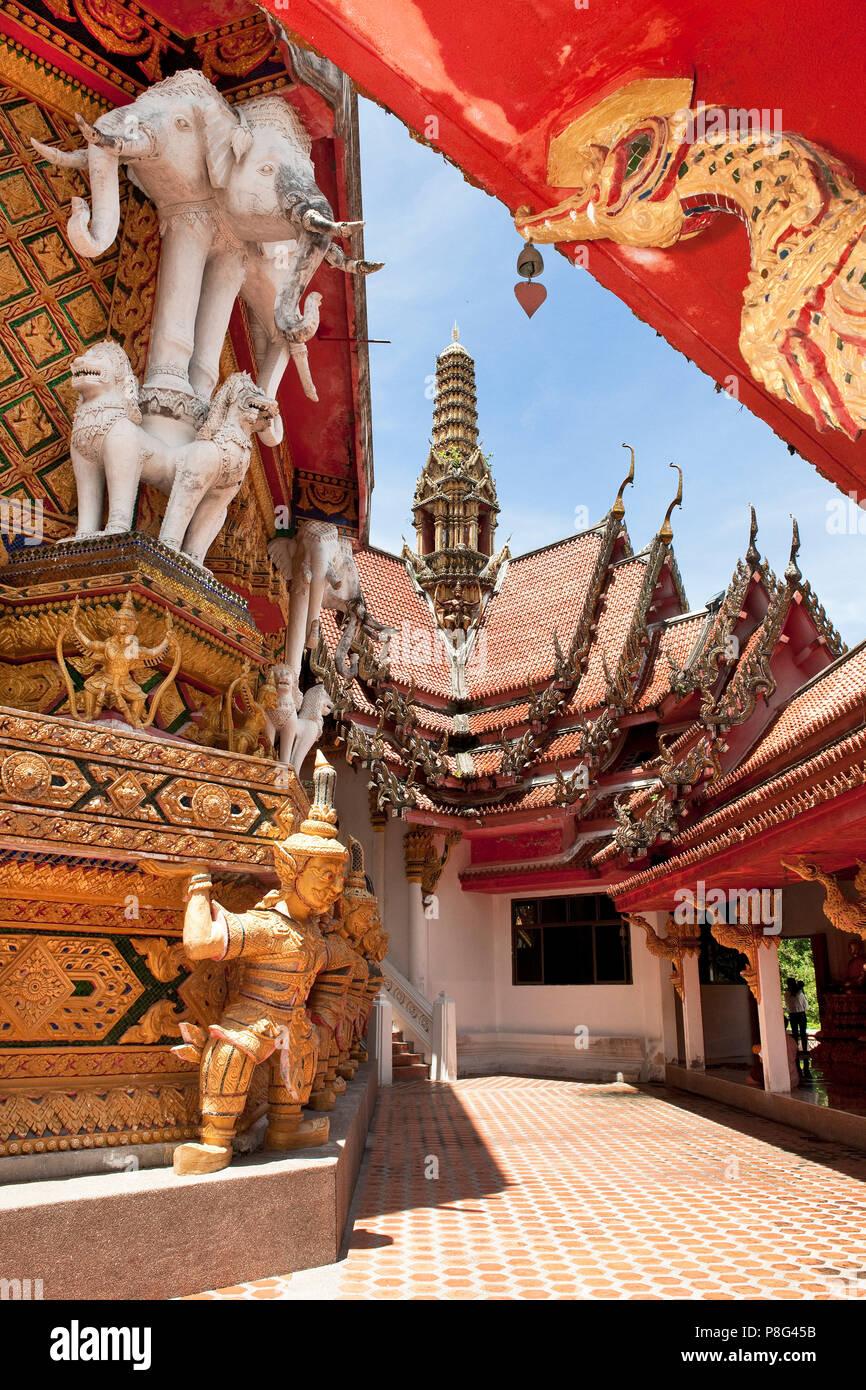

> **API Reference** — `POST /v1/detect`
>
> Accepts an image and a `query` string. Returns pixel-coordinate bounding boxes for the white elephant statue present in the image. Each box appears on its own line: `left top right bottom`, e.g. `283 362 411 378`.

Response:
32 70 382 441
269 519 379 682
289 683 334 772
67 340 277 567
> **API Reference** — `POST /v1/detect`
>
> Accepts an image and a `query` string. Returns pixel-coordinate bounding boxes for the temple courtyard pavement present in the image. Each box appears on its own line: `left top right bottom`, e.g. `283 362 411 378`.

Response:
187 1076 866 1301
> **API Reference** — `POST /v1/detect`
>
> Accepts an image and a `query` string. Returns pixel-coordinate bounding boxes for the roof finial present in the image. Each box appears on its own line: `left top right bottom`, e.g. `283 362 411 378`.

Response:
611 443 636 519
452 321 460 342
785 514 802 585
746 504 760 568
659 462 683 544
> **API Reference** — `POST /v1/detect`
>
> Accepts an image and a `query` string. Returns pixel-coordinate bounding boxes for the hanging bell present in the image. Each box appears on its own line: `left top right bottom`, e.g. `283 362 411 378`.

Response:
515 240 546 317
517 242 544 279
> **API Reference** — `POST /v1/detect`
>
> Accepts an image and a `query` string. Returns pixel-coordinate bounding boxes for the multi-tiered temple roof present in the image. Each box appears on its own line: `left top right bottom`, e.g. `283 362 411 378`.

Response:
320 333 866 901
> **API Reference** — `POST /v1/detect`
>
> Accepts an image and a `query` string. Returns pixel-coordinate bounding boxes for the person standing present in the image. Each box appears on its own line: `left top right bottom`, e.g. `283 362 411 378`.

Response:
785 976 809 1053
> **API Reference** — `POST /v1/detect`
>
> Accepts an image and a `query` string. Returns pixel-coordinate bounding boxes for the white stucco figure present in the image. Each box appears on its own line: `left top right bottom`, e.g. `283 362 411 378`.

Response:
67 340 277 568
269 520 367 680
33 71 382 439
289 682 334 772
261 661 304 764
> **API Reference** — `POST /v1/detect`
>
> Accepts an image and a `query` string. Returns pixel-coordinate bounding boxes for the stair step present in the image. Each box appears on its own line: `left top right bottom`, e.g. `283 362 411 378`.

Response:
392 1062 430 1081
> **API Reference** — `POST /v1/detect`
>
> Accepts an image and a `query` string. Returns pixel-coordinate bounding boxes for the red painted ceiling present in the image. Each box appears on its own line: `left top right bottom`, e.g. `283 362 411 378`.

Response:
227 0 866 499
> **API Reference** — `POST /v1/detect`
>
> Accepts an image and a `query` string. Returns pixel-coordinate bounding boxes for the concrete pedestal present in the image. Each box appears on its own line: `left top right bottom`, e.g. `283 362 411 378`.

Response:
0 1063 376 1301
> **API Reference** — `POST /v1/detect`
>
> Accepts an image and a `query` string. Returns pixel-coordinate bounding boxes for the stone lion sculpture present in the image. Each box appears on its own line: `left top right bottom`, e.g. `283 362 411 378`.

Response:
67 340 278 567
289 682 334 772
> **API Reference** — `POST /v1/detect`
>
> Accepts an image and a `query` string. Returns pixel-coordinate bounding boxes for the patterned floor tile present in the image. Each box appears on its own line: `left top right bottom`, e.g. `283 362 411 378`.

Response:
188 1078 866 1301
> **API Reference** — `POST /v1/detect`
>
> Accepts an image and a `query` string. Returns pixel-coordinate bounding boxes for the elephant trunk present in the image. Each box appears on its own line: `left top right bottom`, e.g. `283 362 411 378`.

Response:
66 114 154 258
271 203 325 401
334 609 361 677
66 142 121 257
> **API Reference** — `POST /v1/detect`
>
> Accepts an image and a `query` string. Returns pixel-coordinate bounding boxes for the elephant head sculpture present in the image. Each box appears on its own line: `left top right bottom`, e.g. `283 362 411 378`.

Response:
32 70 383 432
269 520 387 684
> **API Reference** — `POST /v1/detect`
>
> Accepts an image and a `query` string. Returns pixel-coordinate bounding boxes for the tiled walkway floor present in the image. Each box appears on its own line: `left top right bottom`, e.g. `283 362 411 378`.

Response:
188 1077 866 1300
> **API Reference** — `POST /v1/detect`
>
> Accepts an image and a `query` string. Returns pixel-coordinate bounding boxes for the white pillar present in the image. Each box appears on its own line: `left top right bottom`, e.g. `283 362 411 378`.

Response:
372 825 386 921
629 911 676 1080
371 991 392 1086
756 940 791 1093
680 952 705 1069
659 959 680 1065
407 879 428 995
431 991 457 1081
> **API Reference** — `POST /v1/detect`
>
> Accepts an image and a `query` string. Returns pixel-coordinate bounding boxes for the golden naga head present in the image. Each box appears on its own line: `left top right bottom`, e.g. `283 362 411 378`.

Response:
514 77 694 249
273 751 348 914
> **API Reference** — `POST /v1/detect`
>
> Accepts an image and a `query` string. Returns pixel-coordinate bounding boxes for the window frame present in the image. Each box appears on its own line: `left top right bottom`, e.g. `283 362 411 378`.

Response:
510 894 633 986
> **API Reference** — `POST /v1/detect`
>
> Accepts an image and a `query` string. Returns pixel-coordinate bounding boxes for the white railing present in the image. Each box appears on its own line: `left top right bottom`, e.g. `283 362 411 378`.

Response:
381 955 433 1053
380 956 456 1082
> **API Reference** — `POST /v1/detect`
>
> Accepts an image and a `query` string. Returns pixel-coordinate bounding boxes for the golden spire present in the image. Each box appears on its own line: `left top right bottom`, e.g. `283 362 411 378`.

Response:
611 443 636 520
659 462 683 544
746 504 760 568
431 327 478 457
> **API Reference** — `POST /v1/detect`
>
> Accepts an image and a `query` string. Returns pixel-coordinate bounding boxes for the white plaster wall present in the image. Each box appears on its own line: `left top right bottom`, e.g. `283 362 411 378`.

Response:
330 765 671 1077
332 755 410 974
434 881 666 1080
426 840 498 1032
700 985 754 1063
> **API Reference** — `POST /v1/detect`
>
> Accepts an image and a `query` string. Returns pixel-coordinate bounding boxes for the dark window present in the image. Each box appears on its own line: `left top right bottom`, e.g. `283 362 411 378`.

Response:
510 895 632 985
698 922 748 984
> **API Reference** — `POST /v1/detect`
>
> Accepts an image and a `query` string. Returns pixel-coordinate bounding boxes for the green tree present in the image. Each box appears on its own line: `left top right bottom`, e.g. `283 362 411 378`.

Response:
777 937 820 1029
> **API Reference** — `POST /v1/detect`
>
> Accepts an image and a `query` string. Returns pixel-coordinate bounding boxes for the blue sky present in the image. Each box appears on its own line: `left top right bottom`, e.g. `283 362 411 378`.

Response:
357 99 866 646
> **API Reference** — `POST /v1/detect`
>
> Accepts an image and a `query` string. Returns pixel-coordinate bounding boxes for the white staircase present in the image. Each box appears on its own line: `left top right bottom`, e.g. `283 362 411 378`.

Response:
378 956 456 1082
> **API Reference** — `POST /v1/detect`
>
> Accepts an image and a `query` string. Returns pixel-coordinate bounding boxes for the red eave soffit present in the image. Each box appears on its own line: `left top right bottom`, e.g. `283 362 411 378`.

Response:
258 0 866 498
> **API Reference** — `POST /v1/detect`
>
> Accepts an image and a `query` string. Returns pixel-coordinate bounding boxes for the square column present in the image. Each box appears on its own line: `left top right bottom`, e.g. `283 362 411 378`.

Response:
680 952 705 1070
628 910 680 1078
404 828 433 996
756 940 791 1093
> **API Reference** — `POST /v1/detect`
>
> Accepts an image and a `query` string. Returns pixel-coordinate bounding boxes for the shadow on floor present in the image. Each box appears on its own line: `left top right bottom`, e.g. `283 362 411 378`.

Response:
644 1080 866 1181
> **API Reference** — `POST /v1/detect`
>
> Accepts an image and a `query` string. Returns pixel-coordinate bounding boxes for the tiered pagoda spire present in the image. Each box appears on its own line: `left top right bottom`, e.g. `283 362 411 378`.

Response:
403 326 506 631
430 323 480 456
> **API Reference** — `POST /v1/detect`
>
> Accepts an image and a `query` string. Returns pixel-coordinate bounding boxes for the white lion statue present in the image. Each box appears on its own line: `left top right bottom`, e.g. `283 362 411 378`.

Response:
66 340 278 567
289 683 334 773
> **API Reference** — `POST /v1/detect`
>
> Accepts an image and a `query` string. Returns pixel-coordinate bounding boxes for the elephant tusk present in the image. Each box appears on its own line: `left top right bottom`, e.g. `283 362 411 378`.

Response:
349 258 384 276
300 208 365 240
324 242 384 276
290 344 319 402
75 113 154 159
31 138 88 169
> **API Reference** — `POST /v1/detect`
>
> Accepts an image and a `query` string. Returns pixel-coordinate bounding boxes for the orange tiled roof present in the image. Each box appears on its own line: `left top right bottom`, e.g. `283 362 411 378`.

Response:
635 613 707 712
354 547 453 698
611 725 866 900
472 531 605 698
569 558 649 712
313 519 860 847
711 641 866 796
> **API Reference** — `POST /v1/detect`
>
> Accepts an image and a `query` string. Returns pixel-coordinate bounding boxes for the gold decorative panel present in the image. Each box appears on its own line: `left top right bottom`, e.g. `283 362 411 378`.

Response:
0 84 125 538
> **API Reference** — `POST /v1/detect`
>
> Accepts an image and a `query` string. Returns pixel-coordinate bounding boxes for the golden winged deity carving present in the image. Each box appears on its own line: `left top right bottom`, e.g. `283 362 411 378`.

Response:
56 594 180 728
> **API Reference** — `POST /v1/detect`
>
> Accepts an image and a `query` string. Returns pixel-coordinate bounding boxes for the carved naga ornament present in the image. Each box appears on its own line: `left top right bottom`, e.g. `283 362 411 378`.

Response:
515 78 866 440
